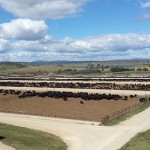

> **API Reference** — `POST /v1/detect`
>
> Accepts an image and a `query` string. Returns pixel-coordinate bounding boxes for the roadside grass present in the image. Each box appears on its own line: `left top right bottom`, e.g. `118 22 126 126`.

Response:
104 101 150 126
0 123 67 150
119 129 150 150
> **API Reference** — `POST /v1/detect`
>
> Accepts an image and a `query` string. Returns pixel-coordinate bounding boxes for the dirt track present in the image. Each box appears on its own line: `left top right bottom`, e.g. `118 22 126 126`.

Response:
0 107 150 150
1 79 150 85
0 142 15 150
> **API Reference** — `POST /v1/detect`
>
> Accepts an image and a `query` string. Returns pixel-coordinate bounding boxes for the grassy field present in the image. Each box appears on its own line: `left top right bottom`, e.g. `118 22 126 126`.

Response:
120 129 150 150
1 66 150 75
0 65 65 76
0 123 67 150
104 101 150 126
1 60 150 75
0 65 19 71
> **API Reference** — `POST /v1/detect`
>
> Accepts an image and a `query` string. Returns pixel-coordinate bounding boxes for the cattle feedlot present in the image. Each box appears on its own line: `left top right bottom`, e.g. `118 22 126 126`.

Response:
1 0 150 149
0 76 150 150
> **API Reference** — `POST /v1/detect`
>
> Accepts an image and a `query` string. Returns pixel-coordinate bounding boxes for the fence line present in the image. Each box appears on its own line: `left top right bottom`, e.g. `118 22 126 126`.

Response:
101 102 142 124
0 102 142 124
0 110 100 122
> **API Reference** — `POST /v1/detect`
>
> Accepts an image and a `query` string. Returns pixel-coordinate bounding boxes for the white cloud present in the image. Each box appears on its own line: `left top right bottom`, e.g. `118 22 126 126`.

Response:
138 13 150 21
0 19 48 40
14 40 49 52
56 34 150 52
0 0 90 19
0 39 11 53
1 33 150 61
141 1 150 8
137 1 150 21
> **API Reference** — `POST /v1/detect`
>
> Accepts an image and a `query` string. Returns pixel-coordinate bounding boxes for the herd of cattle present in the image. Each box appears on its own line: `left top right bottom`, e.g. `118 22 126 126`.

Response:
0 89 149 103
0 77 150 104
1 81 150 91
0 89 135 101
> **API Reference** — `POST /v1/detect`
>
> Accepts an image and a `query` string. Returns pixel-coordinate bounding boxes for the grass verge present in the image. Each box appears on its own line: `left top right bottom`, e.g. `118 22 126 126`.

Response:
104 101 150 126
119 129 150 150
0 123 67 150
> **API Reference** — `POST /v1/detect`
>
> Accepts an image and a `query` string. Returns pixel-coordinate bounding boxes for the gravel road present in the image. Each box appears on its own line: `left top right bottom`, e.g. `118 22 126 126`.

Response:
1 80 150 84
0 142 15 150
0 107 150 150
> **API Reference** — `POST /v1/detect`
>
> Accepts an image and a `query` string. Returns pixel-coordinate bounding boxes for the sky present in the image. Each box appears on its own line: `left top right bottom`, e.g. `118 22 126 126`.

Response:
0 0 150 62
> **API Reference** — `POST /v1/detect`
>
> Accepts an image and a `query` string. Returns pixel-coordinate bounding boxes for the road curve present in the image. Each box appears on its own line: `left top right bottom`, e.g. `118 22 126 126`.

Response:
0 142 15 150
0 86 150 96
0 107 150 150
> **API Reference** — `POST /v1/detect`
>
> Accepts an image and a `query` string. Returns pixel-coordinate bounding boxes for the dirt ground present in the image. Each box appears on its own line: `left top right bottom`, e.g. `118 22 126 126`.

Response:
0 94 140 121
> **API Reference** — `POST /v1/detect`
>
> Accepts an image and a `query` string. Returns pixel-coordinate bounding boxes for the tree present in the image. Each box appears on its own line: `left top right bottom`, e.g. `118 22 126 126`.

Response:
96 64 101 68
137 68 142 71
101 64 104 71
106 65 109 69
143 68 149 71
87 63 94 69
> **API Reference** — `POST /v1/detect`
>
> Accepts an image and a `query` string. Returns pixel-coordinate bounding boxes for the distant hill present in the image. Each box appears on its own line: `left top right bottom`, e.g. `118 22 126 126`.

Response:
1 58 150 67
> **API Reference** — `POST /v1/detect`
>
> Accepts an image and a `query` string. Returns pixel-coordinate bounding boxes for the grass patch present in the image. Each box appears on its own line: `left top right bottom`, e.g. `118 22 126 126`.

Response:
0 65 19 71
0 123 67 150
104 101 150 126
120 129 150 150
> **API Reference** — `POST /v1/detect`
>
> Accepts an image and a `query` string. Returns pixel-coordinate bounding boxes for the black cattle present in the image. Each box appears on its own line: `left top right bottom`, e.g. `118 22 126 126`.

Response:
80 101 84 104
139 98 147 103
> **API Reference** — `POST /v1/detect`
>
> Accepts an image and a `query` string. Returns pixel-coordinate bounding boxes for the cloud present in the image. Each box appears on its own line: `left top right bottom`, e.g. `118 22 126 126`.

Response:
1 33 150 61
56 34 150 52
137 13 150 21
0 19 48 40
137 1 150 21
0 0 90 19
0 39 11 53
141 1 150 8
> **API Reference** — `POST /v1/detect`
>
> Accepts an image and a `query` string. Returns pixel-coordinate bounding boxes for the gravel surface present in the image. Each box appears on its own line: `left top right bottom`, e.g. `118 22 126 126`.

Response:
1 80 150 84
0 107 150 150
0 142 15 150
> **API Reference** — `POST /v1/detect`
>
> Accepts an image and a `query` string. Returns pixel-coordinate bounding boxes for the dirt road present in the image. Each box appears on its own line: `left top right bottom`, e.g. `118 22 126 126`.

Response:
0 142 15 150
0 107 150 150
1 80 150 84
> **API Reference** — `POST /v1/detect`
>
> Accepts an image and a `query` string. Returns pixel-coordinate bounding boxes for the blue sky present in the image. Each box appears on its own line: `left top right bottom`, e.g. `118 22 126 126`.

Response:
0 0 150 61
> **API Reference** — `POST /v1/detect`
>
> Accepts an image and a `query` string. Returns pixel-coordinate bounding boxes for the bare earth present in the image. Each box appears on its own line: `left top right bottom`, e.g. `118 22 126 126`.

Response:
0 94 139 121
0 107 150 150
0 85 149 150
1 79 150 85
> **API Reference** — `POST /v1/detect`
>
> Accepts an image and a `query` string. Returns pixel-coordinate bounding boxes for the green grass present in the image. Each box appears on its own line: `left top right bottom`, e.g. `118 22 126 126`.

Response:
120 129 150 150
0 65 19 71
0 123 67 150
104 101 150 126
1 62 150 75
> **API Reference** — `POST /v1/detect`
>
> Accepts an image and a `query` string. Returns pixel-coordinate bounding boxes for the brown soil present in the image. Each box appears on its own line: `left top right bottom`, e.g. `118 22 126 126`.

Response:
0 94 139 121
